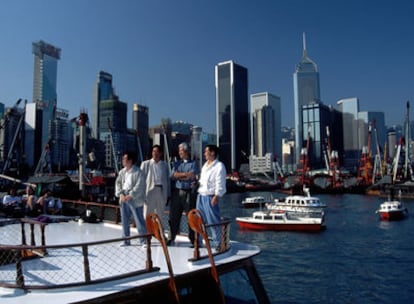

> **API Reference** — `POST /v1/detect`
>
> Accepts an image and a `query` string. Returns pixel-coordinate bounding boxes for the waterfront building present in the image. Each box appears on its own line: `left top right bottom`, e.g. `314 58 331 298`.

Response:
132 103 149 162
30 40 61 164
249 153 274 174
92 71 114 140
250 92 282 161
282 139 295 173
215 60 249 172
302 102 343 169
293 33 320 164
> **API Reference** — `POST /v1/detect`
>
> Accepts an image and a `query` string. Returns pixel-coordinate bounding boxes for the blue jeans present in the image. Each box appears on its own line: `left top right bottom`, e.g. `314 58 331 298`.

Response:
120 201 146 245
196 195 221 247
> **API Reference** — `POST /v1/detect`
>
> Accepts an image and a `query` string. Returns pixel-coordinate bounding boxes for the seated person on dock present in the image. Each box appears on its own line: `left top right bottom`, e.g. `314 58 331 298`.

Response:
21 185 38 215
37 189 63 215
2 187 23 217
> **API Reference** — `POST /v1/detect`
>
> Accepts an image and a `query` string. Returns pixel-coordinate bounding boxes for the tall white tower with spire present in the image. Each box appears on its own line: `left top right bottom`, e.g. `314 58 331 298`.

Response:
293 33 321 164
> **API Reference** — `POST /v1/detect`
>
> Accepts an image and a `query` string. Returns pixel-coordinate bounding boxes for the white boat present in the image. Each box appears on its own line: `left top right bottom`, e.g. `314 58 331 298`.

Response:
241 196 268 208
266 187 326 213
0 206 270 303
236 210 325 232
375 200 408 221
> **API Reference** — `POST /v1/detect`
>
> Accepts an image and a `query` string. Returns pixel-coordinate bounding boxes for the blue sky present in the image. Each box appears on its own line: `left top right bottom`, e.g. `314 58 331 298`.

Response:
1 0 414 133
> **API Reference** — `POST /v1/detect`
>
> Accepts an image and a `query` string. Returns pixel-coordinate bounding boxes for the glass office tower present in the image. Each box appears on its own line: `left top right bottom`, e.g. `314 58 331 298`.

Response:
215 60 249 172
31 40 61 167
251 92 282 159
92 71 114 140
293 34 320 164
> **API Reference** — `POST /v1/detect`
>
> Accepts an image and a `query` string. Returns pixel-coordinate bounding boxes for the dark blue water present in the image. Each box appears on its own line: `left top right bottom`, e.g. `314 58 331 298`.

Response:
220 192 414 304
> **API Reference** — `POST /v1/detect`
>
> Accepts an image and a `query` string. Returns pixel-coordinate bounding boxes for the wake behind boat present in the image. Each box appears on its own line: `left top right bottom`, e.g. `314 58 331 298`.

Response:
236 210 325 232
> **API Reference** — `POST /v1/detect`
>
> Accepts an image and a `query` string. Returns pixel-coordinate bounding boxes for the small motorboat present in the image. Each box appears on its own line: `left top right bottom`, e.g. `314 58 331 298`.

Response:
376 200 408 221
266 187 326 213
241 196 268 208
236 210 325 232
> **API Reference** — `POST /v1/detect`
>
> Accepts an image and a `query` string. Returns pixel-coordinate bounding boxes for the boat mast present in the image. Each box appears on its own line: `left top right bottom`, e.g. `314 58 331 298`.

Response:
404 101 412 180
372 119 383 183
78 112 88 196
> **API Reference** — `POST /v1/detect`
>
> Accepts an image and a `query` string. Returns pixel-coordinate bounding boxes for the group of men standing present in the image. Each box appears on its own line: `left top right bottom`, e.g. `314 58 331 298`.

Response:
115 143 226 249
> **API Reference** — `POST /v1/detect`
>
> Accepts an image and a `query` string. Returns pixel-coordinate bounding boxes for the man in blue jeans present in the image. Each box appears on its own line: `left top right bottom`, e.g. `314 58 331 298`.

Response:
196 145 226 251
115 151 147 247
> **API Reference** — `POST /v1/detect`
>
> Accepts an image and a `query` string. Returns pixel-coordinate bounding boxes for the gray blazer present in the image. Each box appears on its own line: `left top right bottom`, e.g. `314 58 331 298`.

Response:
140 159 171 203
115 165 146 207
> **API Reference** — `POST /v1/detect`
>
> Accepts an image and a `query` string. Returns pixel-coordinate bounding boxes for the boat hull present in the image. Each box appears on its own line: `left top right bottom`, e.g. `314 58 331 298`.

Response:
236 218 323 231
379 210 406 221
242 202 266 209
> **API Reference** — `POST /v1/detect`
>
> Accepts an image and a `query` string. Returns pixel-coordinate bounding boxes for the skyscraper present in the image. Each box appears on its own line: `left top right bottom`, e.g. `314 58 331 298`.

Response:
293 33 320 164
132 103 149 162
29 40 61 168
92 71 114 140
215 60 249 172
250 92 282 159
99 96 127 169
337 97 360 170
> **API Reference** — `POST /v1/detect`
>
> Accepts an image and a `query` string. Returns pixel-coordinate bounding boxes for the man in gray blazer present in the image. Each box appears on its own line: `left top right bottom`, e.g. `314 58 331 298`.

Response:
115 151 147 246
140 144 171 218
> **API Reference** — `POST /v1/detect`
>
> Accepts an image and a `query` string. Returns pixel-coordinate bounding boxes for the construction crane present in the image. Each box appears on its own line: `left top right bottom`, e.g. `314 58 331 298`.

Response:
2 99 26 175
372 119 383 183
107 118 119 174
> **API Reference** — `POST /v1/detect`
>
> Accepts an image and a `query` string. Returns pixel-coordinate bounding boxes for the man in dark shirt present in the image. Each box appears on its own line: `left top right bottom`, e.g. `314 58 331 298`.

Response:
168 142 199 246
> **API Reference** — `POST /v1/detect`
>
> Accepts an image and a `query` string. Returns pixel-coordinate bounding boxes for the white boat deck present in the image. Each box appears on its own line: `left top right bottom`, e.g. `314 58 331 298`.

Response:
0 218 260 303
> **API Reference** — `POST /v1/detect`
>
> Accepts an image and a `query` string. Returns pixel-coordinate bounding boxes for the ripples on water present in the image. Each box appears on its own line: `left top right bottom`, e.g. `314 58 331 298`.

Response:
221 192 414 304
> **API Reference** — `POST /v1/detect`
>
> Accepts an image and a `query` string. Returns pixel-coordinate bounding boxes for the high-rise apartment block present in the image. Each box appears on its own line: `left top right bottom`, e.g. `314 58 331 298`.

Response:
215 60 249 172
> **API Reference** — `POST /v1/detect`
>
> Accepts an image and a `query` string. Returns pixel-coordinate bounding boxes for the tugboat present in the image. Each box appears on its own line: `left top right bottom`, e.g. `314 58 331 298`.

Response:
376 199 408 221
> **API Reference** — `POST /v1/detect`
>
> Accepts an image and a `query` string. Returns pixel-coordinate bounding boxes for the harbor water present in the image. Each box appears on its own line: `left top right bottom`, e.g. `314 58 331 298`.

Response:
220 192 414 304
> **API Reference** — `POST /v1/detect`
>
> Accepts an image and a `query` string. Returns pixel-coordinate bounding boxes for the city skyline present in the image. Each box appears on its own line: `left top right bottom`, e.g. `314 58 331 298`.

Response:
1 1 414 133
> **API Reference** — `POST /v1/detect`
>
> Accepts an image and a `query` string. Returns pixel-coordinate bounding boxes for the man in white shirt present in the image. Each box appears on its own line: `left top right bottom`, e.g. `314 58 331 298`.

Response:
196 145 227 251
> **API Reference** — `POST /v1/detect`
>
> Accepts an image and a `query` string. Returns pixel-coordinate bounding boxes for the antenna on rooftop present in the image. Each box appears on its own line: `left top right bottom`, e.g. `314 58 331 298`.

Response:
302 32 307 57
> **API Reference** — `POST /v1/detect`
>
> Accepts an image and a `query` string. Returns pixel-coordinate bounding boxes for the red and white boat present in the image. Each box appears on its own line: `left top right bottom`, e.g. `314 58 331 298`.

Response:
375 200 408 221
236 210 325 232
